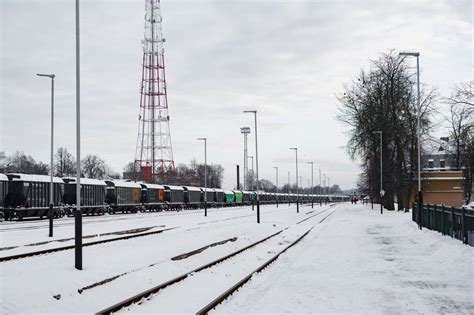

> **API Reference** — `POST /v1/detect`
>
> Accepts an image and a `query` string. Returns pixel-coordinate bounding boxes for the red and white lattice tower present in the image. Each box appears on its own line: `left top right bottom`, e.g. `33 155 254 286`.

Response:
134 0 175 183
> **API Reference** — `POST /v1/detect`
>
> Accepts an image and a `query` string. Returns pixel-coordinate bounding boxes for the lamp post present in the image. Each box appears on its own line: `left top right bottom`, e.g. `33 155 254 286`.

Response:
308 162 314 208
244 110 260 223
273 166 279 207
287 170 290 206
322 173 326 204
75 0 82 270
36 73 55 237
197 138 207 217
248 155 254 211
328 177 330 194
399 51 422 226
373 130 383 214
319 168 322 206
240 127 250 190
290 147 299 213
248 156 254 187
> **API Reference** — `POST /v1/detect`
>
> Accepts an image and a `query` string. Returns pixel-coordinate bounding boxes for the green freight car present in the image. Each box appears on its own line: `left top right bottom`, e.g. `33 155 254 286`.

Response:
233 190 243 204
224 190 235 206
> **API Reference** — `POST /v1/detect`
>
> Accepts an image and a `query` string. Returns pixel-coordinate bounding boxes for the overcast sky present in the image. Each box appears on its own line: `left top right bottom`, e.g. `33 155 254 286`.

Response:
1 0 472 190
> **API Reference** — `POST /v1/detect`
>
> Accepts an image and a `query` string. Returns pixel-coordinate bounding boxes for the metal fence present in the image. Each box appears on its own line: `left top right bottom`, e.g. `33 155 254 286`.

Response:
412 203 474 246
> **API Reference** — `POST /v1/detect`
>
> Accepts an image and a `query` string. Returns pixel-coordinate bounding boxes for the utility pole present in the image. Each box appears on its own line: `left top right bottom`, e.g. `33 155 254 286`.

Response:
319 168 322 206
197 138 207 216
240 127 250 190
287 170 290 206
36 73 55 237
290 147 299 213
373 130 383 214
75 0 82 271
308 162 314 208
244 110 260 223
399 51 422 227
273 166 278 207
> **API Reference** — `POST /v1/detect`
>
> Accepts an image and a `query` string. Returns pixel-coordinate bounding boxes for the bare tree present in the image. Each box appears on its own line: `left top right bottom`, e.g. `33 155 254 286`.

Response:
446 80 474 109
445 81 474 203
81 154 107 179
337 51 437 210
55 147 75 177
5 151 49 175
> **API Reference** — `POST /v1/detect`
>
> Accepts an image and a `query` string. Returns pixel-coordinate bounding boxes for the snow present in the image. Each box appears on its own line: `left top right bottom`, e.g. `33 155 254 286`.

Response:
217 204 474 314
7 173 64 183
63 177 107 186
105 180 142 188
1 203 472 314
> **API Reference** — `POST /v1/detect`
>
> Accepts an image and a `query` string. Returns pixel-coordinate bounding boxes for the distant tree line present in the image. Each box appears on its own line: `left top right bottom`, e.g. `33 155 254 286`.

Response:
123 159 225 188
0 148 119 180
244 171 342 194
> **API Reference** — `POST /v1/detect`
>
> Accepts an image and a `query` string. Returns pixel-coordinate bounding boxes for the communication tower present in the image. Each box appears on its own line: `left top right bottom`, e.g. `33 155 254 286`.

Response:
134 0 175 183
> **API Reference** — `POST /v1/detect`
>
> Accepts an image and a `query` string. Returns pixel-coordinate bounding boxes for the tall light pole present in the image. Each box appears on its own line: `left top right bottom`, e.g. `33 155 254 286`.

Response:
36 73 55 238
287 170 290 206
248 155 255 211
308 162 314 208
240 127 250 190
273 166 278 207
373 130 383 214
75 0 82 271
244 110 260 223
319 168 322 206
399 51 422 225
328 177 330 194
248 156 254 186
290 147 299 213
197 138 207 217
322 173 326 204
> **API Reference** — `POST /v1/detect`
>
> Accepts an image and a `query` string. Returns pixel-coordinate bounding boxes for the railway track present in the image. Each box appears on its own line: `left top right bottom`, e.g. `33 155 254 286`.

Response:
0 226 178 262
0 225 164 252
95 207 338 314
0 203 287 232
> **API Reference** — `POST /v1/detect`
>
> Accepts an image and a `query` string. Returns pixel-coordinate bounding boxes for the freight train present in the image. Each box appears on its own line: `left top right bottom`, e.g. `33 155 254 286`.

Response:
0 173 349 221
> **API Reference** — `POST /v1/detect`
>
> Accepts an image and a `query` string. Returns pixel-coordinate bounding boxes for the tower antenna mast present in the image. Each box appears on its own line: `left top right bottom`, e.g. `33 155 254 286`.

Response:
134 0 175 183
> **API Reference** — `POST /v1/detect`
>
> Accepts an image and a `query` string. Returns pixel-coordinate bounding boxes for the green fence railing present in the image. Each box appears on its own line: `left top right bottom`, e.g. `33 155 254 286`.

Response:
412 203 474 246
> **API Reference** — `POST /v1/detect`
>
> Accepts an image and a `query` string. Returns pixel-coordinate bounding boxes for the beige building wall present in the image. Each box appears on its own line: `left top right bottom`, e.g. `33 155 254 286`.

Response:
410 171 464 207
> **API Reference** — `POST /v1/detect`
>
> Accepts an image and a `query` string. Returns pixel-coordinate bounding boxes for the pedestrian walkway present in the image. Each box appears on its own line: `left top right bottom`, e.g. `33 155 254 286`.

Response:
219 204 474 314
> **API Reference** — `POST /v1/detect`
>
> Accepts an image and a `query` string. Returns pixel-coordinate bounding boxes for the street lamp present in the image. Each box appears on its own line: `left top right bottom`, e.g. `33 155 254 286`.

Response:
273 166 278 207
36 73 55 237
319 168 322 206
287 170 290 206
197 138 207 217
248 156 254 185
308 162 314 208
373 130 383 214
399 51 422 225
322 173 326 204
290 147 299 213
244 110 260 223
248 155 255 211
74 0 82 271
240 127 251 190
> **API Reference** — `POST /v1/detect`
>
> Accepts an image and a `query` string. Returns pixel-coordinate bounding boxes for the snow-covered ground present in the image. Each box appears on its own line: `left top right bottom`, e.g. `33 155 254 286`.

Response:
0 203 472 314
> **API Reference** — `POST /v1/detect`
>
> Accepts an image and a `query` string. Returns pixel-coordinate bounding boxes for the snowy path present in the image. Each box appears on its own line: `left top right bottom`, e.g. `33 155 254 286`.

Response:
1 203 471 314
218 204 474 314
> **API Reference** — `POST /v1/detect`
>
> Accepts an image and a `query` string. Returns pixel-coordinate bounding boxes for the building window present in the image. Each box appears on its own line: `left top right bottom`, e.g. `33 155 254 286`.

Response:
428 159 434 168
440 159 445 169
